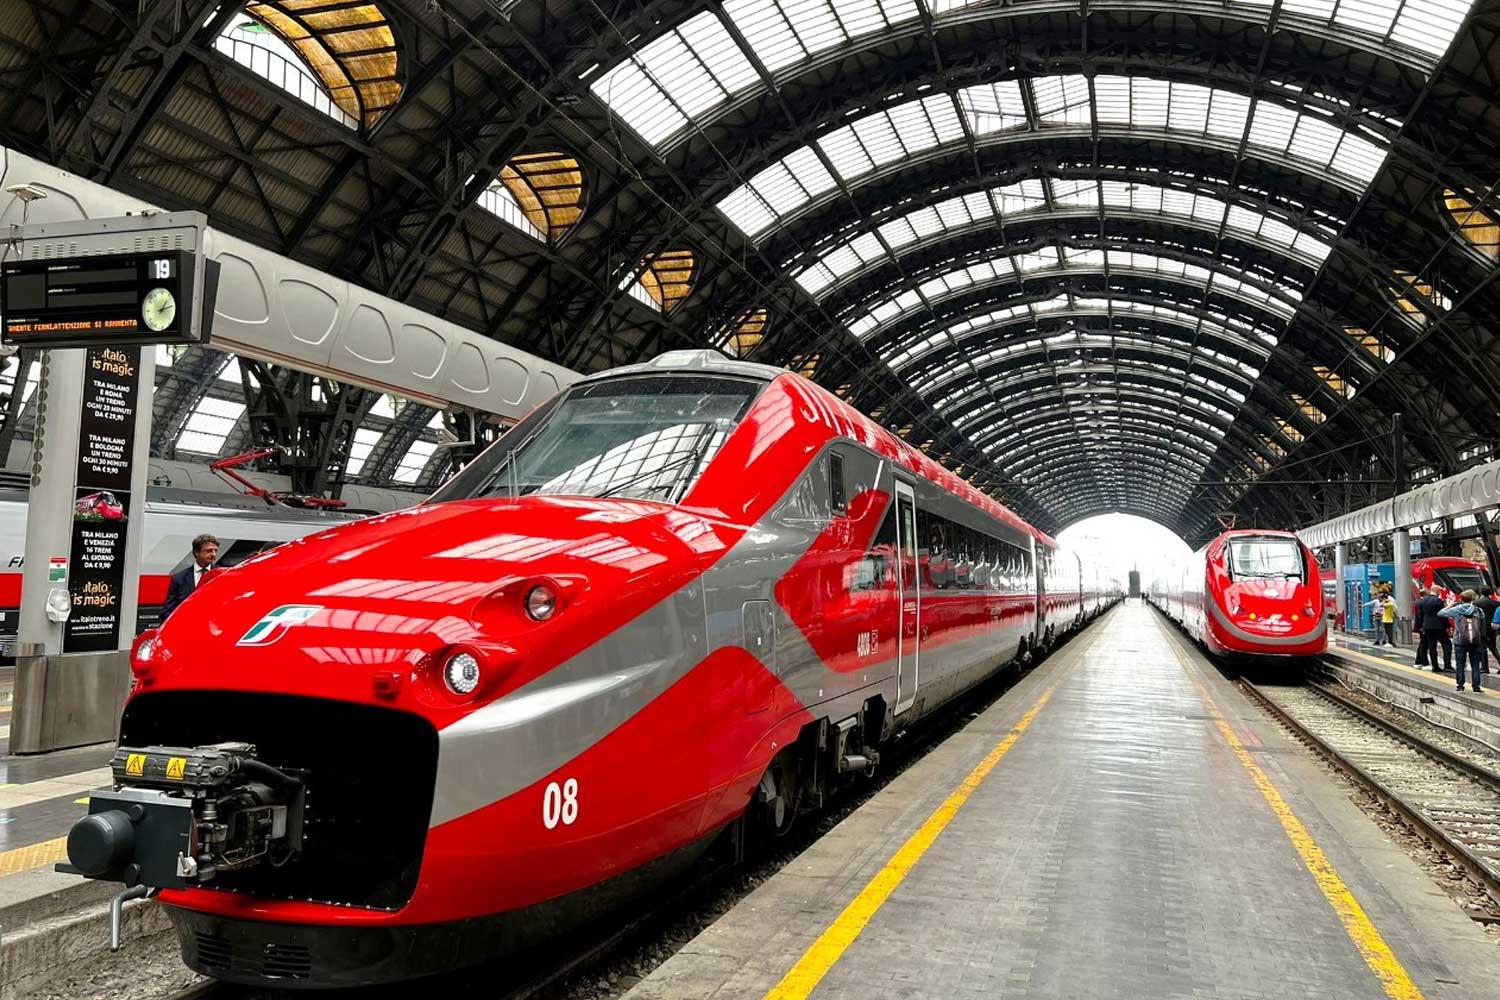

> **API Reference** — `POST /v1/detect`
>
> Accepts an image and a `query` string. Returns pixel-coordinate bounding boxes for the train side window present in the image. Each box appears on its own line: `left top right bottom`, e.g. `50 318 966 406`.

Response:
925 518 949 589
829 452 846 515
955 525 973 589
848 502 898 591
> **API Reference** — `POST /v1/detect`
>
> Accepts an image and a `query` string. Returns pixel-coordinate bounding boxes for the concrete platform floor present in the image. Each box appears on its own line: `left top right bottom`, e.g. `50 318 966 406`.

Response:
627 600 1500 1000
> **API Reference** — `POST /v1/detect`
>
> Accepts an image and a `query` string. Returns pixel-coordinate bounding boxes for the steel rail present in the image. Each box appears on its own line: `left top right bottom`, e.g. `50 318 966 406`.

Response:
1305 678 1500 791
1238 678 1500 914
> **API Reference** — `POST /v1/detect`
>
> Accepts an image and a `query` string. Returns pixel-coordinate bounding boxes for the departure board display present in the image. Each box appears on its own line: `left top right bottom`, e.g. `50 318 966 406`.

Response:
1 249 200 349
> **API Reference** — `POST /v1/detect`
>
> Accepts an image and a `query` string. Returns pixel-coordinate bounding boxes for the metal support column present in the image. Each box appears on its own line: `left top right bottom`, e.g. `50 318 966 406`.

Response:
1394 528 1412 645
1334 541 1348 631
1482 511 1500 583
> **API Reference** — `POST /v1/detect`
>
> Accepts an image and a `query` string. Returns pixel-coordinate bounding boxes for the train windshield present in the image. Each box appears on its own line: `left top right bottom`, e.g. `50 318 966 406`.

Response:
1227 536 1305 581
1435 566 1490 592
430 375 760 504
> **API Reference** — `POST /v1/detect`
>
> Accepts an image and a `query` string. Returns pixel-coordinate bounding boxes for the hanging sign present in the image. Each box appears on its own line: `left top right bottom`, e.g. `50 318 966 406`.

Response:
0 250 203 349
62 347 143 652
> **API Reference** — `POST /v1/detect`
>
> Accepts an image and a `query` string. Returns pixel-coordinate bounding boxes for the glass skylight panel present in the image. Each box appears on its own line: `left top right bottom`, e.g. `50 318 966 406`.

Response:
590 0 1463 173
394 439 438 485
724 0 806 71
1033 75 1091 126
996 179 1049 215
1052 179 1098 209
1334 0 1401 36
178 398 245 455
1017 247 1062 273
346 427 383 476
719 76 1390 240
1248 102 1388 184
717 147 836 237
1390 0 1472 58
0 357 39 403
959 81 1027 136
847 243 1302 341
794 262 840 295
591 62 686 147
722 0 921 77
823 94 961 181
477 182 546 242
589 12 756 146
214 19 357 130
1204 88 1252 139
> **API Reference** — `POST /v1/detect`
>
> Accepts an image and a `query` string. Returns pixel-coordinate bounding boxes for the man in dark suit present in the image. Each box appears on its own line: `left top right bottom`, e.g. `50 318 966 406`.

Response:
1413 586 1451 672
1475 585 1499 675
163 533 219 619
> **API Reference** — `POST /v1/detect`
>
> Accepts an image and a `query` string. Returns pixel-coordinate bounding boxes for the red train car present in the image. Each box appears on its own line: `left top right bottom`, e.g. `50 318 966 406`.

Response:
1317 556 1492 626
63 351 1116 987
1150 529 1326 657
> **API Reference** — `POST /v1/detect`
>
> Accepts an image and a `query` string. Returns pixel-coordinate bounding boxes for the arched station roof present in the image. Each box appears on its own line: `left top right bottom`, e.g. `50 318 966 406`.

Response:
4 0 1500 538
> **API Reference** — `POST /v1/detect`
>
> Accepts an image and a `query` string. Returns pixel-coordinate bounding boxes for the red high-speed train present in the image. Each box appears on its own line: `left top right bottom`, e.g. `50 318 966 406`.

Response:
1150 528 1327 657
64 351 1117 987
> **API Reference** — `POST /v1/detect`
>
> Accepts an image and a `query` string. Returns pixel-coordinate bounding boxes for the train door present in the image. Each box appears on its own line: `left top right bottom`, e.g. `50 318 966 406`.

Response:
1032 538 1044 639
894 479 921 715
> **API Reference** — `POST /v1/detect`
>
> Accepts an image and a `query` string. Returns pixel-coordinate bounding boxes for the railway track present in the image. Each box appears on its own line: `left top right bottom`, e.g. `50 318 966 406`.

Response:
1241 677 1500 911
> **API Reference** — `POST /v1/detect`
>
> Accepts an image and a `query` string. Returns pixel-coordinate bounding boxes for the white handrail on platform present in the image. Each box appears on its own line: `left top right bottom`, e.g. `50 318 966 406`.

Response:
1299 458 1500 548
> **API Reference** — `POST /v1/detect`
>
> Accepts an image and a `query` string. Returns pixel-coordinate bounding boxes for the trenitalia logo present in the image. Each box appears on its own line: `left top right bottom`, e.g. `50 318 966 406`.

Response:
237 605 323 647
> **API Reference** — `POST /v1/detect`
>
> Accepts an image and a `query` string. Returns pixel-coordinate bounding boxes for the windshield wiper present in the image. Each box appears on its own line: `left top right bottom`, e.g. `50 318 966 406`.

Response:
594 448 707 501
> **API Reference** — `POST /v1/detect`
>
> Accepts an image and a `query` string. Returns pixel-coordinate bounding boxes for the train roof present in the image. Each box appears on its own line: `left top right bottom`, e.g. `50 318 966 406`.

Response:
586 349 787 384
1411 556 1487 569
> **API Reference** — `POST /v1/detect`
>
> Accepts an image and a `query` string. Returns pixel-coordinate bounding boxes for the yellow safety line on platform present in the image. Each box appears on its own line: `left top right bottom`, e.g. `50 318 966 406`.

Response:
761 686 1054 1000
0 836 68 877
1164 634 1426 1000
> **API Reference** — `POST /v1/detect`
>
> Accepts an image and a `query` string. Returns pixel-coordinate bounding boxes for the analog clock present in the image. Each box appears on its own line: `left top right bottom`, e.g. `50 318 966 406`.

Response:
141 287 176 333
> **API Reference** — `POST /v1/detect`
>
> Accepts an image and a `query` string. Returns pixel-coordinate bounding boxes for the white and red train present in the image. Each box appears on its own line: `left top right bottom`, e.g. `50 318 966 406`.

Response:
0 462 416 654
1149 528 1327 657
63 351 1118 987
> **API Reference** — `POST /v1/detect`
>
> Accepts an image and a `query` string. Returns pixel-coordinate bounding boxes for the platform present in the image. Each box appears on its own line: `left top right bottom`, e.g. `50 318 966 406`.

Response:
1324 631 1500 749
0 663 135 1000
627 601 1500 1000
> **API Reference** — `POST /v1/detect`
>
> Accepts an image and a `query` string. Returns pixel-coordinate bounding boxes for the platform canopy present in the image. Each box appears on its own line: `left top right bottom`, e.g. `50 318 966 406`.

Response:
5 0 1500 539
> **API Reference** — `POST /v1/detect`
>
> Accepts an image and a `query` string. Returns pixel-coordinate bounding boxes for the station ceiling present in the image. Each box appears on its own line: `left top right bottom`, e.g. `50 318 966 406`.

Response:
3 0 1499 542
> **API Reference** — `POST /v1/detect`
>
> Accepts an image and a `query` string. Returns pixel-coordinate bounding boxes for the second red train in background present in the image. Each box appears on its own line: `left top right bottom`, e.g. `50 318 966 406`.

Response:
1150 529 1327 657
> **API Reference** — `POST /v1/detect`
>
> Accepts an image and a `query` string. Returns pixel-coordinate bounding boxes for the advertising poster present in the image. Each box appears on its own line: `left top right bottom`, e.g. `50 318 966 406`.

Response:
63 347 141 652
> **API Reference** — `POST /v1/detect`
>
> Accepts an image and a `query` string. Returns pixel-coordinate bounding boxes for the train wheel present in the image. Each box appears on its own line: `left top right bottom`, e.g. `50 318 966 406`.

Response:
754 752 799 838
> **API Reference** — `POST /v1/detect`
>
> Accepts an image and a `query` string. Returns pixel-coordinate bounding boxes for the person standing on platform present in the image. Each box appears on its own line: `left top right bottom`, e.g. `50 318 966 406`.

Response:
1476 586 1499 675
162 533 219 619
1414 587 1452 673
1439 590 1486 693
1362 588 1397 645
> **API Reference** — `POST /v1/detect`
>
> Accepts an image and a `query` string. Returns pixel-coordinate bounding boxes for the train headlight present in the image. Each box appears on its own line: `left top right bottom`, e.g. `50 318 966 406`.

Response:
130 629 162 684
525 584 557 621
443 651 482 696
